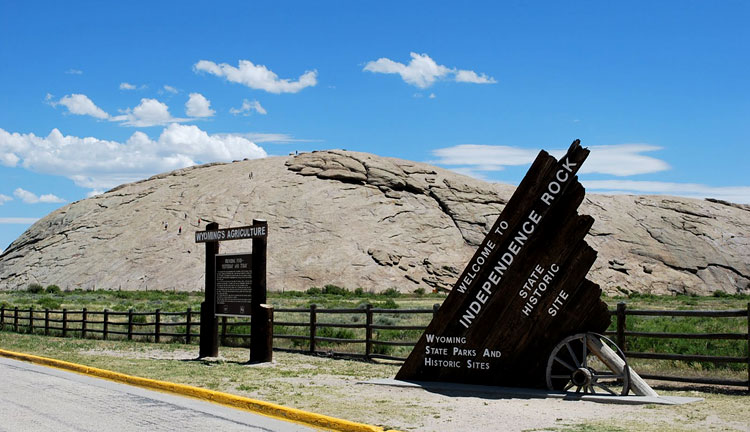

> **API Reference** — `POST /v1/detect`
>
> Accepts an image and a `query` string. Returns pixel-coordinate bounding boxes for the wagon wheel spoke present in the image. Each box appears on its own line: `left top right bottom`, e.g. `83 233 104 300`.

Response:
550 375 571 380
564 382 575 391
592 373 620 380
565 343 580 368
575 385 582 393
588 384 596 394
593 382 617 396
553 356 575 372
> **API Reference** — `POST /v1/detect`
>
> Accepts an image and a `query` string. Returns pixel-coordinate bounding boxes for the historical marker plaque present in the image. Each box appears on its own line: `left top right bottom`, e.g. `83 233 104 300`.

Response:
396 140 611 389
215 253 253 316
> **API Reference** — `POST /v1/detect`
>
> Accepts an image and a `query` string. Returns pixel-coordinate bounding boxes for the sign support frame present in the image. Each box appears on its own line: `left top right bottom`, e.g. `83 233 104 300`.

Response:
196 219 270 363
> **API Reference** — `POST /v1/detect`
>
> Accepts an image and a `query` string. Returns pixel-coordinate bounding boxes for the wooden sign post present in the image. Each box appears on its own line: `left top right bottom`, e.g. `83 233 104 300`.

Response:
396 140 612 389
195 219 271 363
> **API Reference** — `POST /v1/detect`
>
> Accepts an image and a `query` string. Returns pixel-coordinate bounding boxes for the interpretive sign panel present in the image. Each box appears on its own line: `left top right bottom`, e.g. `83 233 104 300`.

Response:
396 140 611 388
215 253 252 316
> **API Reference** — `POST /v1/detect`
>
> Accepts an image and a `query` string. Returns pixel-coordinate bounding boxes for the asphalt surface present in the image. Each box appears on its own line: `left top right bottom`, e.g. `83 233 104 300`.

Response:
0 357 319 432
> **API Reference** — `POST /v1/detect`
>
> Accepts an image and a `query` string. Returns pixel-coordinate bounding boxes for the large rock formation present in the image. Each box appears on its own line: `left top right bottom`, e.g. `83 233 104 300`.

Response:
1 150 748 295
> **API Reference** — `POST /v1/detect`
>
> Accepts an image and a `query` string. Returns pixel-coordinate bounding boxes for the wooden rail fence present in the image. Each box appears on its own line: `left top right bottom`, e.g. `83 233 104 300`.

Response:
1 302 748 389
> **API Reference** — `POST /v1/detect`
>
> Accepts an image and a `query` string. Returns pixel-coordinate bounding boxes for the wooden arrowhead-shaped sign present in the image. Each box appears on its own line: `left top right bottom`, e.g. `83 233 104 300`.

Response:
396 140 611 388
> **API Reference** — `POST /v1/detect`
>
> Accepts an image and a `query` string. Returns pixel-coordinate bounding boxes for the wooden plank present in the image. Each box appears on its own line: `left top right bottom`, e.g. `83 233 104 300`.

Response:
625 352 747 363
624 331 747 340
588 335 658 397
626 309 746 317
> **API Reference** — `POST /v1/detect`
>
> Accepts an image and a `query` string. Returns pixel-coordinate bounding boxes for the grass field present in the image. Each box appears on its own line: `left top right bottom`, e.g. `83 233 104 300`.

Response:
1 286 748 376
3 283 748 313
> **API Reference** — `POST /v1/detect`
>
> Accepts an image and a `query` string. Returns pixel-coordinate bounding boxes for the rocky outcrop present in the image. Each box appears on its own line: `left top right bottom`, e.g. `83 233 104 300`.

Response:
1 150 748 295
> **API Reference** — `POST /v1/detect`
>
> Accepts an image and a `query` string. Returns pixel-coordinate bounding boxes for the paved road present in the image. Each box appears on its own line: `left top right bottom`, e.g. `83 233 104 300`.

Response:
0 357 319 432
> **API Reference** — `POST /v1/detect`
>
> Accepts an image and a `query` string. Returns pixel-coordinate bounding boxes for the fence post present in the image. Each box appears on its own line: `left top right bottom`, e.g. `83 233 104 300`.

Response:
127 309 134 340
44 309 49 335
186 308 192 344
221 316 227 346
0 306 4 330
62 309 68 337
103 309 109 340
28 307 34 333
81 308 87 339
616 302 626 354
14 307 19 332
155 309 161 343
365 304 373 359
249 304 273 363
309 304 317 353
433 303 440 317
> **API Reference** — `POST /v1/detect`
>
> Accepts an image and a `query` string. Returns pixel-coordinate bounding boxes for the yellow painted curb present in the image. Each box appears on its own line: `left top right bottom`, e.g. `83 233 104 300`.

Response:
0 348 400 432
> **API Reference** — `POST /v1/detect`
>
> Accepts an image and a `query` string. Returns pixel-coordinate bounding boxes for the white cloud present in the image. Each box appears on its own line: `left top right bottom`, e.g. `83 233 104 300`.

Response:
0 125 267 190
455 69 497 84
48 94 191 127
432 144 538 168
364 52 496 89
194 59 317 94
432 143 749 204
163 85 178 94
432 143 669 177
583 180 750 204
365 53 450 89
1 152 19 166
577 144 670 176
185 93 215 117
120 82 137 90
239 133 319 144
50 94 110 119
13 188 65 204
0 217 39 224
0 194 12 204
65 69 83 75
230 99 267 116
111 98 188 127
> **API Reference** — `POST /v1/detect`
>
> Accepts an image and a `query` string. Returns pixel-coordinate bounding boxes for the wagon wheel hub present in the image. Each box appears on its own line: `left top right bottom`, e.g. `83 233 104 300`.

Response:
571 367 593 387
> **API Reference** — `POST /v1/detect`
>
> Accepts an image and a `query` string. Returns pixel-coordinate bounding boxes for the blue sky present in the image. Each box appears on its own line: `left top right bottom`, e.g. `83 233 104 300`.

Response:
1 1 749 251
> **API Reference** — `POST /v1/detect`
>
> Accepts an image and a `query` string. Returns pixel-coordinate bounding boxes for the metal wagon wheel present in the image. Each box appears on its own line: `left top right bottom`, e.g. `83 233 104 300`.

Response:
546 332 630 396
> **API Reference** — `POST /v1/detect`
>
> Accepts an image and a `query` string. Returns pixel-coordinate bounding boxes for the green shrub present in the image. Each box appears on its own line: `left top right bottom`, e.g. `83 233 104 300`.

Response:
382 287 400 297
354 287 364 296
322 284 349 296
37 297 61 310
306 287 322 295
27 283 44 294
628 292 656 300
377 298 399 309
372 342 394 355
45 285 61 294
316 326 356 344
413 287 425 296
132 314 147 324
